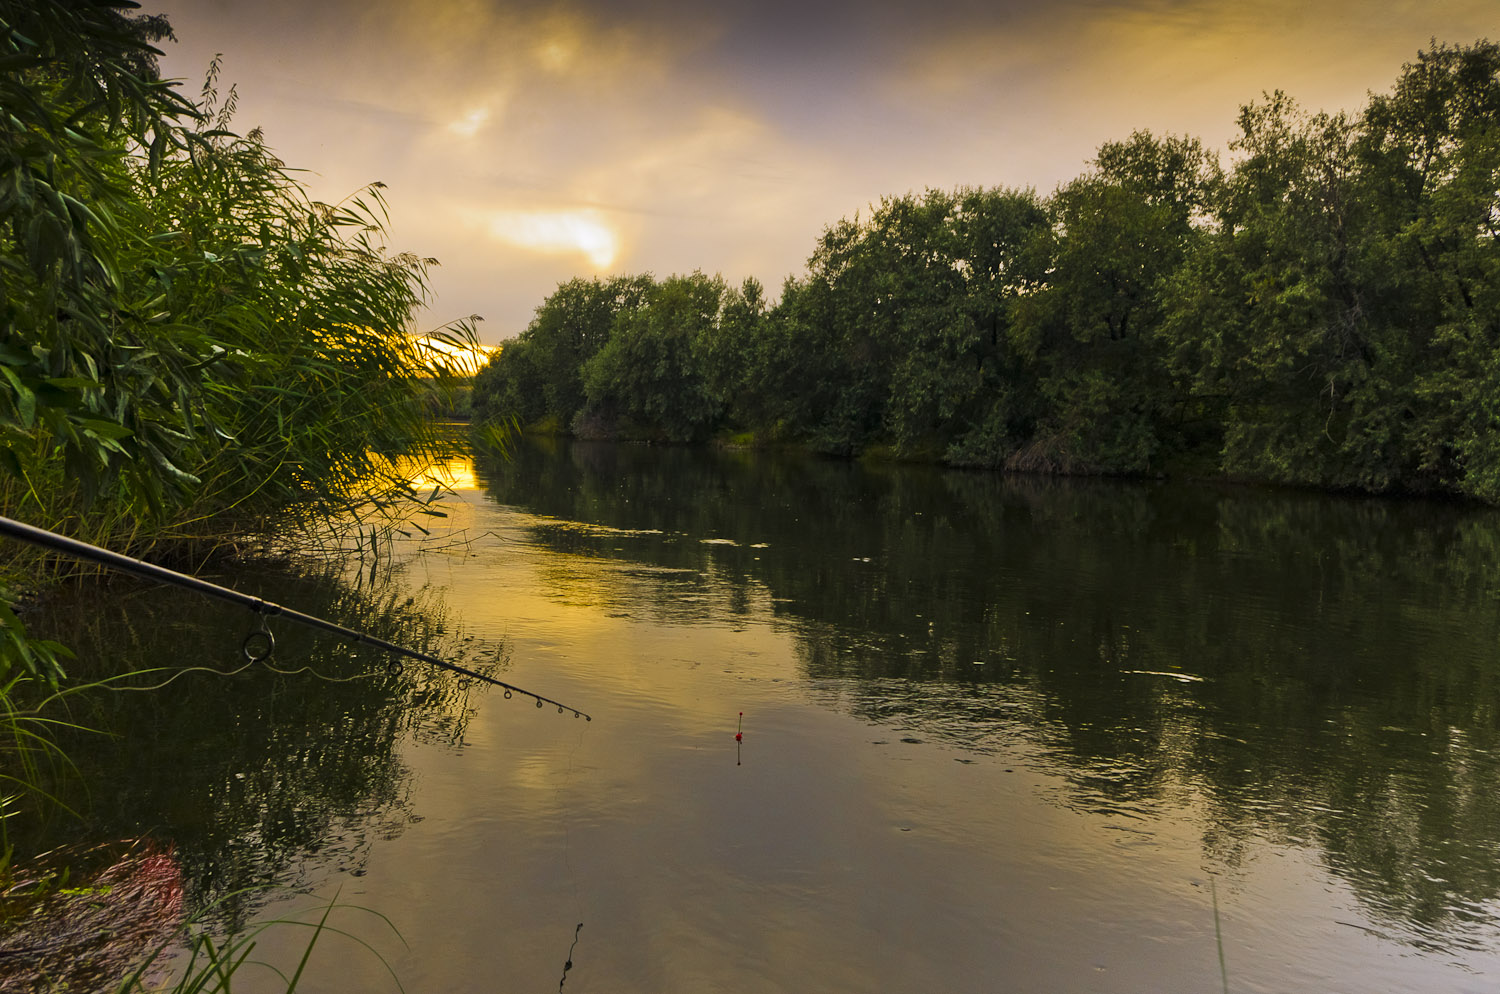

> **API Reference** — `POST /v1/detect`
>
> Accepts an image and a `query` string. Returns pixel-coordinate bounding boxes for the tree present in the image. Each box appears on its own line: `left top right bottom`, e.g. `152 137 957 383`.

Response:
581 272 726 441
472 338 545 426
1162 55 1499 495
698 276 776 432
887 187 1048 463
1011 133 1220 473
1358 41 1500 498
471 275 654 428
758 188 1047 458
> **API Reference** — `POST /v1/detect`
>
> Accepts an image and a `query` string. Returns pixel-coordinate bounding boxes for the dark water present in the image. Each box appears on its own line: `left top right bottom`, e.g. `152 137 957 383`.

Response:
22 437 1500 992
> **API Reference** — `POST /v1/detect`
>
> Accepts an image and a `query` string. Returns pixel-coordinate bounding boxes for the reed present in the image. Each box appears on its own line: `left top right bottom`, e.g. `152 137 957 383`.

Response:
117 891 405 994
1212 876 1229 994
0 3 482 682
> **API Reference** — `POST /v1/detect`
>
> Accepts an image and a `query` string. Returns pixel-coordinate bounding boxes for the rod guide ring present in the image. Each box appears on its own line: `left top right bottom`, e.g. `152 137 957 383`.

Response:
242 628 275 663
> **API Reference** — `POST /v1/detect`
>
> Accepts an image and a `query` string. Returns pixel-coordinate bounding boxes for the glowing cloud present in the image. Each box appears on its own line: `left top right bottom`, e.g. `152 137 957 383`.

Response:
484 209 620 268
447 106 491 138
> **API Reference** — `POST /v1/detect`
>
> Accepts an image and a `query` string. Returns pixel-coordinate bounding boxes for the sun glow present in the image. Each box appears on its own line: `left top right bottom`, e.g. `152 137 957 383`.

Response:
413 334 494 375
484 209 620 267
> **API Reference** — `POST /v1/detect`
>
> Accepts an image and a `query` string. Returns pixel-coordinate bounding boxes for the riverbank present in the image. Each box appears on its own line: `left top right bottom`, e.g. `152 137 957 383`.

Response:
492 419 1482 506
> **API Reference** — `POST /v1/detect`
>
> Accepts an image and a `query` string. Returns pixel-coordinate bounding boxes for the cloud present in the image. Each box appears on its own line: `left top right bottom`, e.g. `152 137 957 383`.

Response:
481 208 621 268
153 0 1500 339
874 0 1500 191
447 106 493 138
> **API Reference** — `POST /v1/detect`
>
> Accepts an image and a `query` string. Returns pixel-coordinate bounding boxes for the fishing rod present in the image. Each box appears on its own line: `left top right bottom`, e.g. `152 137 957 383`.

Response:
0 515 590 720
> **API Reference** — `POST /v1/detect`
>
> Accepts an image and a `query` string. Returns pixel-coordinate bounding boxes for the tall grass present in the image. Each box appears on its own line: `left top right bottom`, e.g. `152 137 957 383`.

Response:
0 4 480 677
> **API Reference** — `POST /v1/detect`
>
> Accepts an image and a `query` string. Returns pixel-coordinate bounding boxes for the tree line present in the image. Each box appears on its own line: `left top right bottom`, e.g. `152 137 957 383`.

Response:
473 40 1500 501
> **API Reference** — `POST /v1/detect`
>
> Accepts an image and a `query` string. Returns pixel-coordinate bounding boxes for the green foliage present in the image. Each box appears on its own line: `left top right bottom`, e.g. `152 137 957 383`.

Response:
702 276 772 429
1359 41 1500 499
0 0 198 508
740 187 1049 457
472 336 545 427
873 188 1048 461
1163 97 1396 488
473 275 654 429
1012 132 1220 473
581 272 727 442
0 591 72 686
0 3 473 678
1163 43 1500 495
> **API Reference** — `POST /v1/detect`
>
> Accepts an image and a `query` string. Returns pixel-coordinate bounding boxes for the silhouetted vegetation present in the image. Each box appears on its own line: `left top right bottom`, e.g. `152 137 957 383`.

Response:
474 40 1500 500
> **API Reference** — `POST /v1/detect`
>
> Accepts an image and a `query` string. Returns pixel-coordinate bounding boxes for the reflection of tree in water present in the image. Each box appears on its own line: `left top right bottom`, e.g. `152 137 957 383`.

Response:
476 437 1500 951
17 563 497 931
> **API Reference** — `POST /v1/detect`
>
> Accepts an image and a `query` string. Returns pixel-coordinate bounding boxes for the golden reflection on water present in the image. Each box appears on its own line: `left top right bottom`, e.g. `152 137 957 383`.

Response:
411 455 480 492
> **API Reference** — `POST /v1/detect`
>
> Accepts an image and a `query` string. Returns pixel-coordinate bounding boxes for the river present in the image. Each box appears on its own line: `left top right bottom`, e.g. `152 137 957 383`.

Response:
24 436 1500 993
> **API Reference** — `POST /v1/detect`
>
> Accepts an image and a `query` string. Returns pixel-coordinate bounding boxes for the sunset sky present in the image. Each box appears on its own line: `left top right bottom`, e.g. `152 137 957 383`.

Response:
151 0 1497 342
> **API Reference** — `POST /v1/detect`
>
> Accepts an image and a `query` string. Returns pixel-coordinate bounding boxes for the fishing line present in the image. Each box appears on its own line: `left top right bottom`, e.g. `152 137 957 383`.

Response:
557 921 583 991
50 654 385 695
0 515 590 720
257 662 378 684
88 661 258 693
552 710 590 990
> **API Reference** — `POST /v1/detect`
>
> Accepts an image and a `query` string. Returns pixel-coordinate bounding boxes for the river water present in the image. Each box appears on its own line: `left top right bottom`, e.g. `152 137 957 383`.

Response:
25 437 1500 992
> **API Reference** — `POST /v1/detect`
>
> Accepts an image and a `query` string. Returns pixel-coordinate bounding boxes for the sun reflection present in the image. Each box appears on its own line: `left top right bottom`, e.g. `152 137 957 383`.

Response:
414 456 479 492
484 209 619 268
